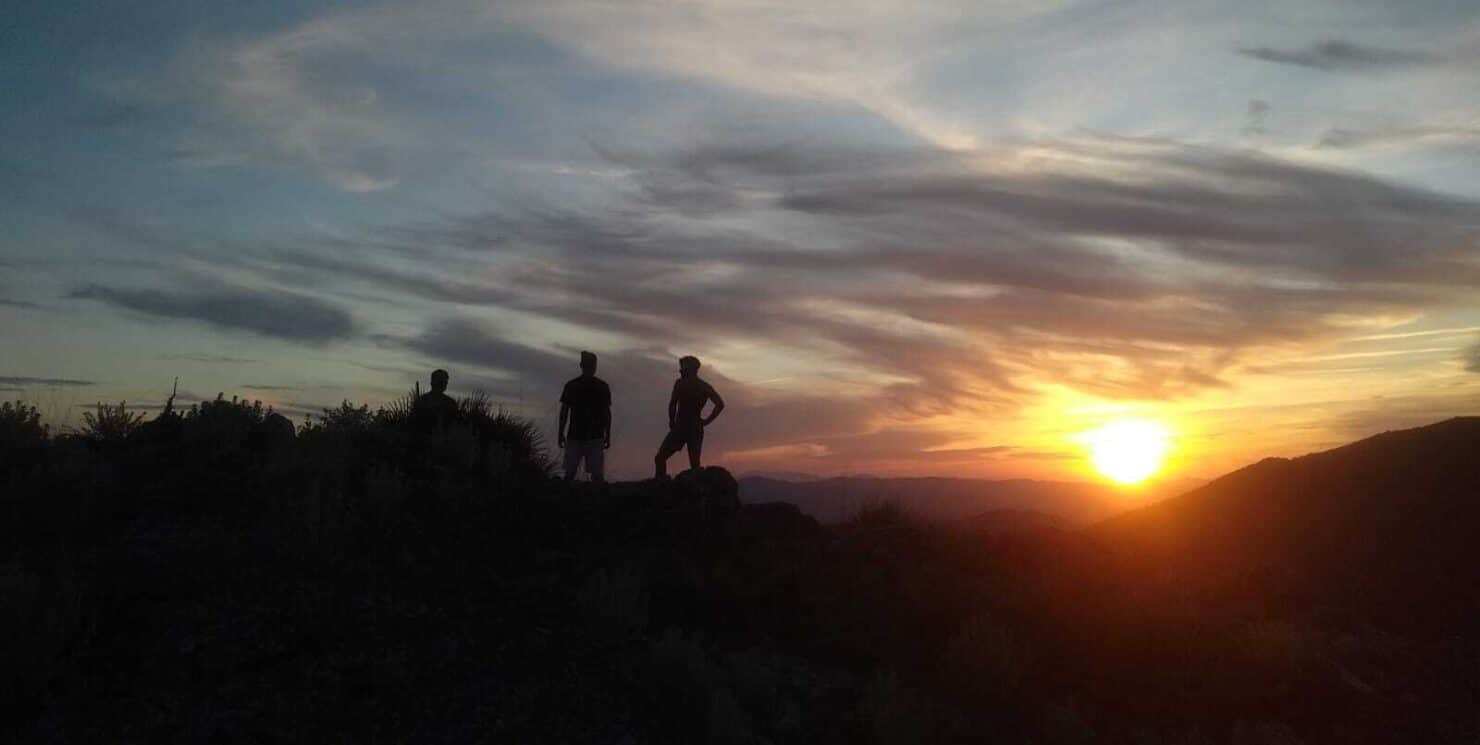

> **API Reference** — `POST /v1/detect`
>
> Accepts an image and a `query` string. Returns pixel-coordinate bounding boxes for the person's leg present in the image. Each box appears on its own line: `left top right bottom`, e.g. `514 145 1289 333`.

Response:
586 440 605 483
563 441 581 480
655 430 682 478
686 428 704 472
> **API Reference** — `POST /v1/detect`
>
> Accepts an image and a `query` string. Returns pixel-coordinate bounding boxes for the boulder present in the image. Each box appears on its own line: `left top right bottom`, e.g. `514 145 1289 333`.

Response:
673 466 740 516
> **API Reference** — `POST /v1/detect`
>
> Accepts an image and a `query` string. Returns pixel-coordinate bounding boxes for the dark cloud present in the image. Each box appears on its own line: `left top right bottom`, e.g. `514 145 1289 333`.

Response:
242 384 299 391
400 318 574 383
1238 40 1439 73
1465 338 1480 374
74 283 355 343
0 299 39 309
0 376 96 387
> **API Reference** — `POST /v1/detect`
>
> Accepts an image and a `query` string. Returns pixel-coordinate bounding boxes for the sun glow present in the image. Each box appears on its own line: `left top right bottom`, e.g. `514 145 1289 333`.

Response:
1082 419 1171 485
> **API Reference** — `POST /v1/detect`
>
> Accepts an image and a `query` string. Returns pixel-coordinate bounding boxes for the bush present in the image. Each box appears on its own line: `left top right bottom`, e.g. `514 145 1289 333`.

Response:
306 400 374 435
80 401 145 442
0 401 47 476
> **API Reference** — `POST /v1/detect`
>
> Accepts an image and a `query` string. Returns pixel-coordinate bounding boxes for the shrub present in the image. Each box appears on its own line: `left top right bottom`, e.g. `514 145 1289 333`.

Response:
0 401 48 476
374 388 418 429
307 400 374 435
184 394 269 444
458 391 552 477
80 401 145 442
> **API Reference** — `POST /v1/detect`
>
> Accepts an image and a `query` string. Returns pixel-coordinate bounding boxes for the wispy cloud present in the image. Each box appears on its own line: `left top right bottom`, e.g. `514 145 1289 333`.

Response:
1238 40 1439 73
164 354 259 364
207 135 1479 470
1465 338 1480 374
1318 125 1480 150
74 283 355 343
0 376 96 387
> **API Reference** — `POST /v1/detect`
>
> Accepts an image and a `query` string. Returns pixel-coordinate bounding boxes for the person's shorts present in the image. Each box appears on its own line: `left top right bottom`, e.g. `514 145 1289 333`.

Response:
658 424 704 454
563 438 605 480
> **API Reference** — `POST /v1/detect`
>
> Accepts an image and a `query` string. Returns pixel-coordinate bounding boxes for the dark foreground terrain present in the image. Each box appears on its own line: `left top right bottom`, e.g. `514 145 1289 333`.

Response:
3 397 1479 744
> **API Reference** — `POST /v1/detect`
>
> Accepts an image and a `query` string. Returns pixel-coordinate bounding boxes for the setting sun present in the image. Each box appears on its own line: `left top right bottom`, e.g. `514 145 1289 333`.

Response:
1082 419 1171 485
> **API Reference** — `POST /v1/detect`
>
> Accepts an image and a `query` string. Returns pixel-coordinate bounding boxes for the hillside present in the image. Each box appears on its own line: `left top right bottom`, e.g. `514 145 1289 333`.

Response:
1092 416 1480 636
4 400 1480 743
740 475 1127 525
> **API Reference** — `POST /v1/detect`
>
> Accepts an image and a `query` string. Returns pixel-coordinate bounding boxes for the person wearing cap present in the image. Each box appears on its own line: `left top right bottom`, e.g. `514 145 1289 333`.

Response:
559 351 612 482
412 368 461 433
655 355 725 478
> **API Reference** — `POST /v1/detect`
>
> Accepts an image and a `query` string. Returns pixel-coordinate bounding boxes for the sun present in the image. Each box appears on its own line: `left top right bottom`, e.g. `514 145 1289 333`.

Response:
1082 419 1171 485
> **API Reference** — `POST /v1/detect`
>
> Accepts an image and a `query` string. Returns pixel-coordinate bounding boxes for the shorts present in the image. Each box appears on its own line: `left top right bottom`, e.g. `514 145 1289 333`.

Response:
563 438 605 481
658 424 704 455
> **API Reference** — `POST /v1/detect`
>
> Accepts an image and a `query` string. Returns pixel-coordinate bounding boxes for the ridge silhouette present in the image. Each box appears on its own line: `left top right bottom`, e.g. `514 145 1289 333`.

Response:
4 364 1479 744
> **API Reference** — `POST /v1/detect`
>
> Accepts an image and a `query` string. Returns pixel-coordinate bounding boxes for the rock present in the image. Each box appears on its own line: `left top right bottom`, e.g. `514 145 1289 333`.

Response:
674 466 740 516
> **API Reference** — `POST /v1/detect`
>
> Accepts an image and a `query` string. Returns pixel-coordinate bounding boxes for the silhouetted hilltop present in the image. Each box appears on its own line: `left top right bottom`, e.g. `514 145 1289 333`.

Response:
6 399 1480 743
740 475 1126 525
1094 416 1480 636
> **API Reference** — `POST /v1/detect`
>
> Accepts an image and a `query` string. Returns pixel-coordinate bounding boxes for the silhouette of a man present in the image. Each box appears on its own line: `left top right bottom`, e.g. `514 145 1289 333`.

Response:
412 369 461 433
655 355 724 478
559 351 611 482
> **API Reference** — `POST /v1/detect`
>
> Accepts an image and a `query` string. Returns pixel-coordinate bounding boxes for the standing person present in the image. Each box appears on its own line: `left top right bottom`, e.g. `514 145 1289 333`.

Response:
412 368 461 433
559 351 611 482
655 355 725 478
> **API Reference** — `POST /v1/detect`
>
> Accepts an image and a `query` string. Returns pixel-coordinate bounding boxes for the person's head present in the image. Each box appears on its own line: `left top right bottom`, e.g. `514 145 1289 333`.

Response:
580 351 598 376
678 355 701 378
430 369 449 393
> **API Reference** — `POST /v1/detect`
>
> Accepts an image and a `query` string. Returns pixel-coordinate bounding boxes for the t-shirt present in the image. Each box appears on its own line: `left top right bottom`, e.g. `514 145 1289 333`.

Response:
560 376 611 441
411 391 461 433
671 377 717 427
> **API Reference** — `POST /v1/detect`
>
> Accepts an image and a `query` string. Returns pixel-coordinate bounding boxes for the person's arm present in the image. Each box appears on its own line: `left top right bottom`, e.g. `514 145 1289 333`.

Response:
558 402 569 448
667 381 680 429
702 386 725 426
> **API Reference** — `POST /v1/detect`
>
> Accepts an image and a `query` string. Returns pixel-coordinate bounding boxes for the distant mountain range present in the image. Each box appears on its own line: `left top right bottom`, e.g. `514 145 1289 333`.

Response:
738 473 1201 525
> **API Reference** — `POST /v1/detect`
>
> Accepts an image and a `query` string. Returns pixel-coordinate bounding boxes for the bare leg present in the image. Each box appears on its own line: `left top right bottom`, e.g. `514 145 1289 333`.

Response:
687 437 702 472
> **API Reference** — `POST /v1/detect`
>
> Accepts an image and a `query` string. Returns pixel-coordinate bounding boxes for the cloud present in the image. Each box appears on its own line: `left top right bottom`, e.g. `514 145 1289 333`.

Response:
1318 126 1480 150
242 384 300 391
1238 40 1439 73
1465 338 1480 374
214 134 1474 473
164 354 259 363
74 283 355 343
0 299 39 309
199 137 1479 453
399 318 574 383
124 0 1063 190
0 376 96 387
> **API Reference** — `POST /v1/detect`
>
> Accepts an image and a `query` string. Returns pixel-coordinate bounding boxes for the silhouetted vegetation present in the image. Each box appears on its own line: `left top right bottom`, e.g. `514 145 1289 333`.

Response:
2 404 1478 743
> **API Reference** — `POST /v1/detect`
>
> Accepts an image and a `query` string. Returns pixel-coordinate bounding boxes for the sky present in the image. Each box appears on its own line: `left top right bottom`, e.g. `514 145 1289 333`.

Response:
2 0 1478 483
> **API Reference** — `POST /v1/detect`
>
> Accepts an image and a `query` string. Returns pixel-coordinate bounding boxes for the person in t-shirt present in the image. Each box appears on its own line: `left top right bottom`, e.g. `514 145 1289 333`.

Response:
559 351 612 482
411 368 461 433
654 355 725 478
